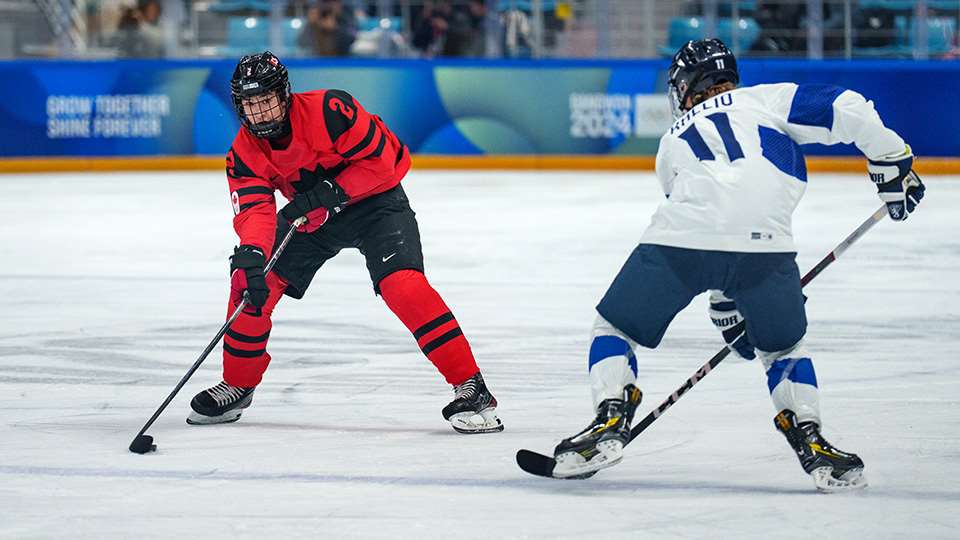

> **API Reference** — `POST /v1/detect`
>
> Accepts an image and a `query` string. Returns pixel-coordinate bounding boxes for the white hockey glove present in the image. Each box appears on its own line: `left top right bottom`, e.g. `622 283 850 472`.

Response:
708 291 755 361
868 146 925 222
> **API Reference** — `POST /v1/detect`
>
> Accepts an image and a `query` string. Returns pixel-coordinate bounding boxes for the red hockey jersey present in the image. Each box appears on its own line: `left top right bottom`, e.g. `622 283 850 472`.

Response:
225 89 411 255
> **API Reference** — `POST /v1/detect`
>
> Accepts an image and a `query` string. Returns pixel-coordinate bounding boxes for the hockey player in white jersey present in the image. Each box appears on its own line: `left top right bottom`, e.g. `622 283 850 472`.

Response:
552 39 925 491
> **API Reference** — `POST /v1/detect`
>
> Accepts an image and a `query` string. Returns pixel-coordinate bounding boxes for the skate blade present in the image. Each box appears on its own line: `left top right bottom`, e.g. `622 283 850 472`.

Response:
186 409 244 425
811 467 868 492
449 408 504 434
553 439 623 479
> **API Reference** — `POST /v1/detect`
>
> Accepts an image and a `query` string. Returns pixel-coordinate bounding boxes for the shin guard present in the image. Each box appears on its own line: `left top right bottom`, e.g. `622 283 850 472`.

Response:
588 315 640 409
222 272 287 388
379 270 479 385
760 342 821 425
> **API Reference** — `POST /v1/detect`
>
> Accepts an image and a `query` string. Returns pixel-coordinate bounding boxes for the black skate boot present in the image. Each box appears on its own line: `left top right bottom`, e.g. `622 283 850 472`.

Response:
186 381 255 425
553 385 642 479
774 409 867 492
441 372 504 434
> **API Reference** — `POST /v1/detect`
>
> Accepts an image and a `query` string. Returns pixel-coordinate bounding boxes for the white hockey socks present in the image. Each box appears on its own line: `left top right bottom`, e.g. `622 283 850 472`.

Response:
760 341 821 426
588 315 640 410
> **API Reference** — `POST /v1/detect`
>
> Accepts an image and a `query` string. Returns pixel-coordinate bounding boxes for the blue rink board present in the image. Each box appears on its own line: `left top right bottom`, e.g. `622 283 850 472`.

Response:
0 58 955 158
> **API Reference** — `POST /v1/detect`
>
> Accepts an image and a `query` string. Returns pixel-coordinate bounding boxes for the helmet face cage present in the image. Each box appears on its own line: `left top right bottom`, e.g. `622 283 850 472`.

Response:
667 39 739 119
667 64 688 119
230 51 292 138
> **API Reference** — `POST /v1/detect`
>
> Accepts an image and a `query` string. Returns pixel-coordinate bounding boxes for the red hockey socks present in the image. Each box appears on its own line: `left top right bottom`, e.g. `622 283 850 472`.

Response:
379 270 480 385
222 272 287 388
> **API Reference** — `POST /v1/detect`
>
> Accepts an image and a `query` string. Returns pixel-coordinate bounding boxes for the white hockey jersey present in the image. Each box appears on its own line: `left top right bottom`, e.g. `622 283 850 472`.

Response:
641 83 906 252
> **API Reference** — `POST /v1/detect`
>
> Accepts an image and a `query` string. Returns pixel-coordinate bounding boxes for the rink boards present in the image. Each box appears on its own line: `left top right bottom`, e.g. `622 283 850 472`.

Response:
0 57 958 172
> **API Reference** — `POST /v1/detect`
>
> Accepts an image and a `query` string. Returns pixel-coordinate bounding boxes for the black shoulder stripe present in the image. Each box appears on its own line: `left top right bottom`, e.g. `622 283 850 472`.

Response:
227 147 258 179
236 186 273 197
366 131 387 159
323 89 358 143
353 130 387 161
341 119 377 159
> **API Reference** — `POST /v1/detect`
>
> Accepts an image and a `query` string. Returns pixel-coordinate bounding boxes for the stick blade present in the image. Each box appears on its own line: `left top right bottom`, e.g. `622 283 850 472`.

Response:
129 434 157 454
516 449 558 478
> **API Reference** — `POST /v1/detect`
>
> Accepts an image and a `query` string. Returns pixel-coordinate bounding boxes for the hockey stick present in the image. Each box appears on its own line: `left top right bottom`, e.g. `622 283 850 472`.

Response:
517 204 889 478
128 217 306 454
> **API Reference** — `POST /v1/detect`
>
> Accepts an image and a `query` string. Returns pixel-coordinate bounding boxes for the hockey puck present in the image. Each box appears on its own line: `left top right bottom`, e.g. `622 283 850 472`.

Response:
129 434 157 454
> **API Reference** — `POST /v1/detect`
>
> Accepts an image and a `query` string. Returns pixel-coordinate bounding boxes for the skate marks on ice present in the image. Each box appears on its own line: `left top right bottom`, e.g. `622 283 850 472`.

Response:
0 172 958 537
2 464 959 502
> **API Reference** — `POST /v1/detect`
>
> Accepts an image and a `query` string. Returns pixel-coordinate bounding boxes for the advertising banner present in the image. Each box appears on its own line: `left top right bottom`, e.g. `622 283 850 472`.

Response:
0 59 956 159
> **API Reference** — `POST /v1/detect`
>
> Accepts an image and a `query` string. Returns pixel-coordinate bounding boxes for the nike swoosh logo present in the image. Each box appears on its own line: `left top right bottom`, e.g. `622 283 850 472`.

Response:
382 253 397 262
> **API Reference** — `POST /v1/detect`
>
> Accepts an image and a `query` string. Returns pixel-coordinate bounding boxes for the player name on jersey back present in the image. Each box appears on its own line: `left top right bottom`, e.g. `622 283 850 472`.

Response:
669 93 734 136
641 83 904 254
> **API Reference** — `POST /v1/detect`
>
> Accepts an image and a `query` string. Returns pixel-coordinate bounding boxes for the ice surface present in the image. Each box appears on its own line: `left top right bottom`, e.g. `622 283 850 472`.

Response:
1 170 958 539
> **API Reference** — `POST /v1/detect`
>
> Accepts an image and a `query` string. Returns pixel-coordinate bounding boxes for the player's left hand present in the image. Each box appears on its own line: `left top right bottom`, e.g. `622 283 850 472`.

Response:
280 178 350 232
868 147 925 221
229 245 269 313
708 291 755 361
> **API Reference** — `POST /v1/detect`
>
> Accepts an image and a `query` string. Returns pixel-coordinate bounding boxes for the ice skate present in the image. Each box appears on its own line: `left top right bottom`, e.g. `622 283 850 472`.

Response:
553 385 642 479
187 381 255 425
774 409 867 492
441 372 504 434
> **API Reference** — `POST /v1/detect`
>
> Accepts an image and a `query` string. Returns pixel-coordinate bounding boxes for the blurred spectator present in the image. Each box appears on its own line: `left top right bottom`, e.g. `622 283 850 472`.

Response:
750 1 847 55
298 0 356 57
412 1 452 57
751 1 804 53
443 0 486 57
501 7 532 58
412 0 485 58
853 5 898 49
113 0 164 58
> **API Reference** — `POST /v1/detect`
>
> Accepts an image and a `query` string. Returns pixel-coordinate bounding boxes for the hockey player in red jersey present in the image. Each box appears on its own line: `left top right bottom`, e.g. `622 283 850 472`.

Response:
187 51 503 434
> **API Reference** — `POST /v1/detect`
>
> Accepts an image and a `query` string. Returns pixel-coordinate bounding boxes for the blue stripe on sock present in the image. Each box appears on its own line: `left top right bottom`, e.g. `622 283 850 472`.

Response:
766 357 818 393
588 335 637 376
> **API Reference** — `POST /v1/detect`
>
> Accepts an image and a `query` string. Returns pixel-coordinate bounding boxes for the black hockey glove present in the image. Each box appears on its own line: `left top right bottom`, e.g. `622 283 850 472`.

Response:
280 175 350 229
868 147 925 222
708 291 756 361
229 245 269 309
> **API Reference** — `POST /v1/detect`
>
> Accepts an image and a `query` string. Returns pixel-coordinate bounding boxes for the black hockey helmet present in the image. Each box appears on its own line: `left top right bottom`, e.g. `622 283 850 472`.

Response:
668 38 739 118
230 51 292 138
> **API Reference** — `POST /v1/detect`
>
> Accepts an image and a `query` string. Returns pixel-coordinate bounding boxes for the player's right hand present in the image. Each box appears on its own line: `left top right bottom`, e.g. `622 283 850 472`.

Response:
229 245 269 310
868 147 925 221
708 291 756 360
280 178 350 232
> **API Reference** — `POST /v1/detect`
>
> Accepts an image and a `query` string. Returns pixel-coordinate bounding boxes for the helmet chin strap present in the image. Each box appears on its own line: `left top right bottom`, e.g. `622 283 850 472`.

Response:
267 119 292 142
248 118 289 139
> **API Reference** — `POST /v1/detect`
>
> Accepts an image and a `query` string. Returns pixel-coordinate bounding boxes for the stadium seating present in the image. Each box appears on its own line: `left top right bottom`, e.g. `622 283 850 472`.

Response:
855 15 956 56
208 0 271 14
661 16 761 55
221 16 303 57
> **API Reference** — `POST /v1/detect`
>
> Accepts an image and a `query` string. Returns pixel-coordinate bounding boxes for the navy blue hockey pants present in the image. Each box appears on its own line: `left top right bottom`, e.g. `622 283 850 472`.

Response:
596 244 807 352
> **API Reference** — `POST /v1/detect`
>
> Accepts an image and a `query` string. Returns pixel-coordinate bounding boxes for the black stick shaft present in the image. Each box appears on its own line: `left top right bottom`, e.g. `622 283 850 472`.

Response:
627 205 888 444
129 219 304 444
